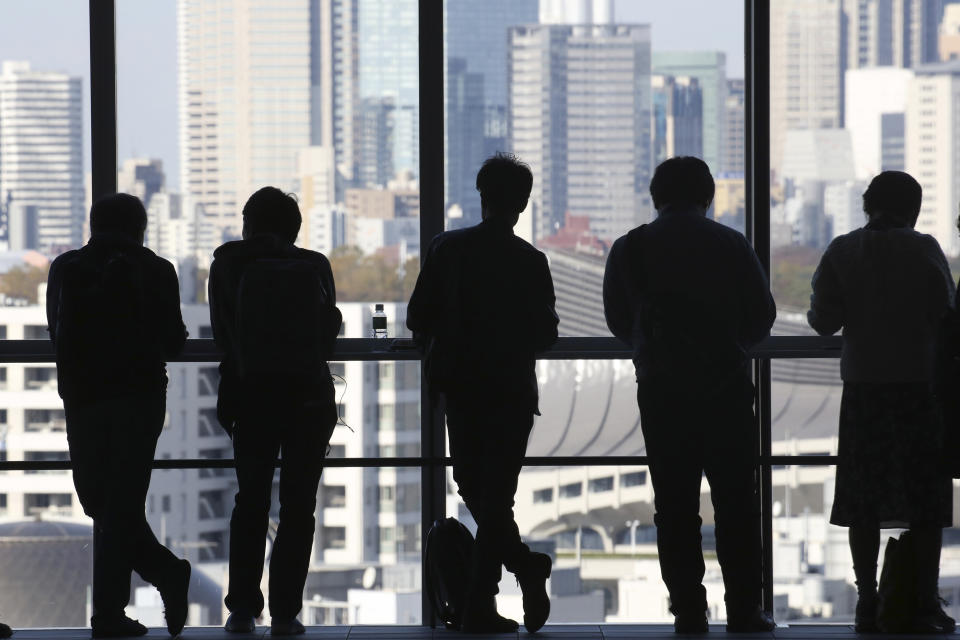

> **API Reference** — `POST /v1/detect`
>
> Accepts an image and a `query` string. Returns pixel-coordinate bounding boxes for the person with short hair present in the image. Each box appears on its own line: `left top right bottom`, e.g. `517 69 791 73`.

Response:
0 621 12 638
46 193 191 638
210 187 340 635
809 171 955 633
408 153 559 633
603 156 776 633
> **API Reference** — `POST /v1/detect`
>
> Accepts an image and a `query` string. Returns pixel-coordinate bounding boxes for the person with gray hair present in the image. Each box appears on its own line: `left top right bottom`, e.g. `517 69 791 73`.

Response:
809 170 955 633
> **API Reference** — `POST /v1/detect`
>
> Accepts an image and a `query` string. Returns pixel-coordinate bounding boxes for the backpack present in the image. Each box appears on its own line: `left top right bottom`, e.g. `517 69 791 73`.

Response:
233 256 340 379
424 517 474 630
55 248 148 395
877 531 917 633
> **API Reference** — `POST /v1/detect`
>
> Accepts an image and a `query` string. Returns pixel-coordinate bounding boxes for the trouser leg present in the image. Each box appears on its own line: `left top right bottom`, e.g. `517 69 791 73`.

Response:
268 415 333 620
225 424 280 617
848 524 880 595
447 400 533 598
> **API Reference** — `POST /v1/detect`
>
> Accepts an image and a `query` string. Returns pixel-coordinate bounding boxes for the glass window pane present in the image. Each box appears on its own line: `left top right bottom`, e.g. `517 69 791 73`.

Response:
444 0 745 337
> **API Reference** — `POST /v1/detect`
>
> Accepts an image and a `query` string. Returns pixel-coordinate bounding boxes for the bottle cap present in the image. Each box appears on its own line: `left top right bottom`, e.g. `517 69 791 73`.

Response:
375 303 384 311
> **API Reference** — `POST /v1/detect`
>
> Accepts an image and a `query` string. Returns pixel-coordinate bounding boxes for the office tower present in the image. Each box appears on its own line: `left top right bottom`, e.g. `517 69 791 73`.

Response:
539 0 614 25
357 0 418 185
313 0 359 197
771 0 843 179
652 52 727 175
651 75 703 167
509 24 652 244
444 0 538 227
906 60 960 256
844 0 943 69
824 180 868 238
177 0 311 242
117 158 165 209
0 61 84 253
723 79 745 174
844 67 912 179
941 4 960 60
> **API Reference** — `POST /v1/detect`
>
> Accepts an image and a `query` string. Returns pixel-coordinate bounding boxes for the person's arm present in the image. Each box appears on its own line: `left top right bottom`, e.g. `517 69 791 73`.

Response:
807 247 844 337
603 238 633 346
158 258 187 359
530 252 559 353
319 255 342 353
45 255 64 344
406 236 442 343
739 238 777 347
208 257 230 357
924 235 956 316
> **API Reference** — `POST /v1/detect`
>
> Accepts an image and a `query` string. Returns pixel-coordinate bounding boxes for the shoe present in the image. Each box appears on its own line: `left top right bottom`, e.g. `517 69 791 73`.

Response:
725 606 775 632
224 612 257 633
159 558 191 637
461 595 520 633
270 619 305 636
0 623 12 639
854 593 879 633
674 612 709 634
91 615 148 638
516 552 552 633
913 597 956 634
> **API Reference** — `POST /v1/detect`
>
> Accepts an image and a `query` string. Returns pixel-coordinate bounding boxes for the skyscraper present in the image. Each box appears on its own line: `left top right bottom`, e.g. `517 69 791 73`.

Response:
177 0 312 243
509 23 652 243
844 0 944 69
652 52 727 175
444 0 538 227
117 158 165 210
651 75 703 166
844 67 912 179
770 0 843 178
722 79 745 175
0 61 84 253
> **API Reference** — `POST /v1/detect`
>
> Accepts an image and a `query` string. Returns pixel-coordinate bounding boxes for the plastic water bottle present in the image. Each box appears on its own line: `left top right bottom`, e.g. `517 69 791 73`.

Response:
372 303 388 338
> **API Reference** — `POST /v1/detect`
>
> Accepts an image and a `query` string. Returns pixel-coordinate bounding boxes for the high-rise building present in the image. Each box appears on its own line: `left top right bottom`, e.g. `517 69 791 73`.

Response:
509 24 653 244
906 60 960 256
539 0 614 25
0 61 84 254
722 79 745 174
844 0 944 69
844 67 912 179
117 158 165 210
177 0 312 242
443 0 538 227
940 3 960 61
770 0 844 178
651 75 703 167
357 0 418 185
652 52 727 175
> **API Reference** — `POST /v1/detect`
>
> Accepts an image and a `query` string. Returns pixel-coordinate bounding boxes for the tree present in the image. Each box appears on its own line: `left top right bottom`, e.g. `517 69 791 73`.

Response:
771 245 821 311
329 246 416 302
0 264 49 304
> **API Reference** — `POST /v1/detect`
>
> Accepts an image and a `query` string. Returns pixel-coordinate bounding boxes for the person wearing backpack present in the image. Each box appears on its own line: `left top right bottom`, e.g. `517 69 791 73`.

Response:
603 157 776 633
209 187 341 636
407 153 559 634
809 171 955 634
46 193 191 638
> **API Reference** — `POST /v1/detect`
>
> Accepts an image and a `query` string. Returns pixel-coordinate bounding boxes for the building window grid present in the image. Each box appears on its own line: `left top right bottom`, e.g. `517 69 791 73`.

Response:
0 0 825 623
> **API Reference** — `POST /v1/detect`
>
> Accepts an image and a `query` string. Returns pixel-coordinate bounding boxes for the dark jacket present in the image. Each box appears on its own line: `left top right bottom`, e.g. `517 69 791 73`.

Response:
46 232 187 405
208 234 339 432
406 218 559 413
603 207 775 388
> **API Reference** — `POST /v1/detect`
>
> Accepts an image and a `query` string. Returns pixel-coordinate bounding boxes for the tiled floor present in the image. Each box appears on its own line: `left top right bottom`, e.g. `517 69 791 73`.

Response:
5 624 957 640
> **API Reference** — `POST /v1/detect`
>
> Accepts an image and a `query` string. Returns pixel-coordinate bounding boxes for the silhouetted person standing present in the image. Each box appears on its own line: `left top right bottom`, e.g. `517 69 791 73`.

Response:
809 171 954 633
46 194 191 638
408 154 558 633
210 187 341 635
603 157 776 633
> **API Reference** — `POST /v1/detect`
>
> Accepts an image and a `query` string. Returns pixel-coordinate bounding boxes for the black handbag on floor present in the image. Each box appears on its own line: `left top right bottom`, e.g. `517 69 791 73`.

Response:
424 517 475 630
877 531 917 633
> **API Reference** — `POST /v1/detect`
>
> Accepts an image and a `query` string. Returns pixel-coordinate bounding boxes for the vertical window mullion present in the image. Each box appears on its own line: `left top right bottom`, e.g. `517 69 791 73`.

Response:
89 0 118 201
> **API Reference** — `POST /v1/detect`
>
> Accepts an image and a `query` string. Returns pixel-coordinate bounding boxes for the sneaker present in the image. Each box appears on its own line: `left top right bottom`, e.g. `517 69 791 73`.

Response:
516 552 552 633
854 593 879 633
0 622 12 639
159 559 191 637
270 619 305 636
91 615 148 638
674 612 709 634
725 606 775 633
224 612 257 634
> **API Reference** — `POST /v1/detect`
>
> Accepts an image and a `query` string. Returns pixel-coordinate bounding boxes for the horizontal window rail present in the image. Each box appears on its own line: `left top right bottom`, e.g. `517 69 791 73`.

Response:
0 335 843 363
0 454 840 472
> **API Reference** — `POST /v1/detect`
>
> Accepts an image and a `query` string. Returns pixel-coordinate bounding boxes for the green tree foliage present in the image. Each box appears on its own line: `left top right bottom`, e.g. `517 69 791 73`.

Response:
328 246 419 302
0 264 50 304
771 245 821 312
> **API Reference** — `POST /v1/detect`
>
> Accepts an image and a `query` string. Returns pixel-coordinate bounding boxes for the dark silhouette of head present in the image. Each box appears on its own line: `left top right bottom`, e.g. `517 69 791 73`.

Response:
863 171 922 229
242 187 302 243
649 156 715 213
476 153 533 227
89 193 148 244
